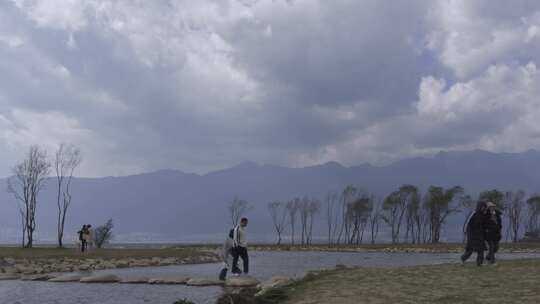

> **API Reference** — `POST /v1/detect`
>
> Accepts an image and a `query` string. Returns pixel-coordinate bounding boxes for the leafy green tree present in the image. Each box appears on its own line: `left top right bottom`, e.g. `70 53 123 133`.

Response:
424 186 464 243
405 189 422 244
94 219 114 249
337 185 358 244
347 194 374 244
479 189 505 209
382 185 418 243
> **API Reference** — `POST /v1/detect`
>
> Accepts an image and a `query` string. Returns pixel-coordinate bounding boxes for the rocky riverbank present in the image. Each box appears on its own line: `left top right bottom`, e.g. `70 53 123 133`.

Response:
0 254 220 275
0 268 263 288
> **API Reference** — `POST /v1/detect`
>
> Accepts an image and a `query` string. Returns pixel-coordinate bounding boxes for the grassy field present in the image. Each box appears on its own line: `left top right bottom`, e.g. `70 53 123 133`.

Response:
249 242 540 253
2 242 539 259
0 246 215 260
258 259 540 304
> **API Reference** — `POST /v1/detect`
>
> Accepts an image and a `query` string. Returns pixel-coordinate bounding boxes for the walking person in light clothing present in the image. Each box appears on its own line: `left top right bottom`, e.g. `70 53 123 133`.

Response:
84 224 94 252
231 217 249 275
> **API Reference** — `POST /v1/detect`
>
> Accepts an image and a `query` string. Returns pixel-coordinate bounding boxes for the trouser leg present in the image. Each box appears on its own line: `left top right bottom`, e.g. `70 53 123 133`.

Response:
461 249 473 262
486 242 492 262
239 247 249 274
231 247 241 274
488 241 498 263
476 250 484 266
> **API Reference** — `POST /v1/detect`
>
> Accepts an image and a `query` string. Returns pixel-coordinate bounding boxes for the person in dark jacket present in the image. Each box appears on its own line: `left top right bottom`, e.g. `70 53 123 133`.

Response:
461 201 487 266
484 201 502 264
77 225 87 253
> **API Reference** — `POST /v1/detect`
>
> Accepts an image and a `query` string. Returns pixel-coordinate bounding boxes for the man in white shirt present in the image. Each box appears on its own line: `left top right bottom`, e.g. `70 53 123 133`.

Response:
232 217 249 275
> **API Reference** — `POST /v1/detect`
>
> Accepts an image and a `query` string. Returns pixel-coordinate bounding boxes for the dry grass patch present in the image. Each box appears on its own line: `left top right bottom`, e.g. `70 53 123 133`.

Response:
0 246 215 261
277 259 540 304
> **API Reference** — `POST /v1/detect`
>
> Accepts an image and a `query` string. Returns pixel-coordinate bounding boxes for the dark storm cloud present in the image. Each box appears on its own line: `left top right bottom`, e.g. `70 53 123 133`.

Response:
0 0 540 176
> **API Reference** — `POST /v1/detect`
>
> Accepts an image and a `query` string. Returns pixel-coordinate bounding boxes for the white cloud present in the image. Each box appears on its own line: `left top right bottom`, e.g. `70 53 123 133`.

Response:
14 0 89 31
417 63 539 122
0 109 93 151
0 35 24 48
427 0 540 79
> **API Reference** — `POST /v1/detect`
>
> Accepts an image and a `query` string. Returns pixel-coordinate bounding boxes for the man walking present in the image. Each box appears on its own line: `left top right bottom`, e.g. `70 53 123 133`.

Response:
232 217 249 275
485 201 502 265
461 201 487 266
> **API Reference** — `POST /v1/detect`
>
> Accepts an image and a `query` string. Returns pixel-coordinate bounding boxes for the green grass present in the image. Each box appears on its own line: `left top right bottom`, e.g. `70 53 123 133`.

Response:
0 246 214 261
258 259 540 304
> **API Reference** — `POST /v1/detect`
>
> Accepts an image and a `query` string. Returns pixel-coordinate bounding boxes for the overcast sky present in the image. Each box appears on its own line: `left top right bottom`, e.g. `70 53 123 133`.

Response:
1 0 540 177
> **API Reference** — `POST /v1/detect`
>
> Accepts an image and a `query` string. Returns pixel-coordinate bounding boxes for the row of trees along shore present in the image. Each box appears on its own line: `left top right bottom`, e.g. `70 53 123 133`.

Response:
229 185 540 246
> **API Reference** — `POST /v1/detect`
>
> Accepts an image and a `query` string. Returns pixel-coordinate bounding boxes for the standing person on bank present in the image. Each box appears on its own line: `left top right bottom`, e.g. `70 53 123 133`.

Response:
461 201 488 266
232 217 249 275
485 201 502 265
78 225 87 252
85 224 94 252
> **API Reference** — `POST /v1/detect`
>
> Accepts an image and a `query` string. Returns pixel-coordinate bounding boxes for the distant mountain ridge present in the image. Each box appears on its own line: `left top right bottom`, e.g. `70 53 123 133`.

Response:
1 149 539 243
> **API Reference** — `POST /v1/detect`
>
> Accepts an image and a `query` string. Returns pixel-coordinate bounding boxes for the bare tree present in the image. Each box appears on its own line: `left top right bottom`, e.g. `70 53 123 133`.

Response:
325 190 339 245
369 199 382 244
306 199 321 245
267 201 288 245
7 146 51 248
420 202 431 243
337 185 358 245
228 196 251 227
504 190 525 242
55 143 82 248
299 196 310 245
286 198 300 245
298 196 320 245
526 194 540 236
18 208 26 248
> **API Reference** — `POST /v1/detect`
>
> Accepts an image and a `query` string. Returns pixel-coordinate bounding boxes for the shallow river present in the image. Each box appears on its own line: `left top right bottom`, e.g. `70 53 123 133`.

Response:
1 251 538 304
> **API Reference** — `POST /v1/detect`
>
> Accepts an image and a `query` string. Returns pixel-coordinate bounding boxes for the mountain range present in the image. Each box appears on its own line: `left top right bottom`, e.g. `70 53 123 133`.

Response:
1 149 539 244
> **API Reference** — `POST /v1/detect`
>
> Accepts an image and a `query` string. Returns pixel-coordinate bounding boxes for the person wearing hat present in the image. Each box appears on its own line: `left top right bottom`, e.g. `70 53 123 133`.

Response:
461 201 488 266
484 201 502 265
